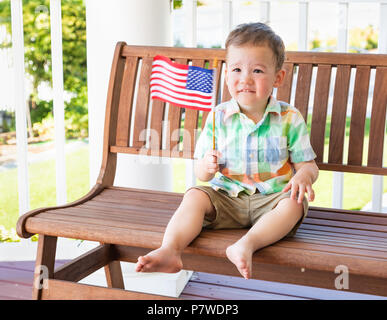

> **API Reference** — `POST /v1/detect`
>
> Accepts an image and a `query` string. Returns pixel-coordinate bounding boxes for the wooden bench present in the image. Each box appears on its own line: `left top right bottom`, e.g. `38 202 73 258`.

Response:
17 42 387 299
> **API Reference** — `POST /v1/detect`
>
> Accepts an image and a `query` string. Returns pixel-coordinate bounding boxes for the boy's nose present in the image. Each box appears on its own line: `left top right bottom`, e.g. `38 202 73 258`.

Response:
240 73 252 84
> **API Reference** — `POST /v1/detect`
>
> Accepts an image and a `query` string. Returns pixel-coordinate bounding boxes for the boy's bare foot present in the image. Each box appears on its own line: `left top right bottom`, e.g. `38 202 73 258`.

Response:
226 240 253 279
135 246 183 273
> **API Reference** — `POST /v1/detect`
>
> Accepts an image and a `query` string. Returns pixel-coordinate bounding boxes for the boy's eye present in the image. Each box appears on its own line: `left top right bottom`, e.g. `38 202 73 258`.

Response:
253 69 263 73
232 68 241 72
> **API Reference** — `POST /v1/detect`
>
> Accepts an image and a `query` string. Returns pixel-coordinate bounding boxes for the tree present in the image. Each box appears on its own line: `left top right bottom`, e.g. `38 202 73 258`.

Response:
0 0 87 138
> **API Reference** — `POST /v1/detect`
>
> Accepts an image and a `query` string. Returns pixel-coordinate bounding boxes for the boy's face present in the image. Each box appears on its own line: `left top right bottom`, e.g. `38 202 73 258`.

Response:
225 44 285 110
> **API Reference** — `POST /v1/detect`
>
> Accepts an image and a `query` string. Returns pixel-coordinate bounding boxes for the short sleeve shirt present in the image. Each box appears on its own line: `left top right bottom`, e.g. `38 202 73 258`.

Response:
194 96 317 197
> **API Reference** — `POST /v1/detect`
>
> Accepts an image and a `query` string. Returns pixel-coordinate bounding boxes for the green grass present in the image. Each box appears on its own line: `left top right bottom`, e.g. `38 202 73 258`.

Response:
0 145 90 232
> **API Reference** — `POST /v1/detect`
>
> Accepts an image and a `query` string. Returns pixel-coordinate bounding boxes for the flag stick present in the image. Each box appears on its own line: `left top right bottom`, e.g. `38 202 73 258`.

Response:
212 59 218 150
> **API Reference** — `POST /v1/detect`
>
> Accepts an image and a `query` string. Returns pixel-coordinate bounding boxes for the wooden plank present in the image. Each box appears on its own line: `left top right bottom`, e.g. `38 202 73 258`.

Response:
316 162 387 175
328 65 351 164
310 64 331 163
115 245 387 296
40 279 178 300
367 67 387 167
115 56 139 147
284 51 387 67
294 63 313 121
188 272 383 300
276 62 294 103
131 57 153 148
53 244 111 282
33 235 57 300
182 59 204 156
97 42 126 186
104 260 125 289
121 45 387 67
347 66 370 166
165 58 186 154
149 98 165 152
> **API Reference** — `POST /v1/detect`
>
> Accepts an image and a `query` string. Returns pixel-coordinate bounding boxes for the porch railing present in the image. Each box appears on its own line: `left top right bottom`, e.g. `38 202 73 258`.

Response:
8 0 387 217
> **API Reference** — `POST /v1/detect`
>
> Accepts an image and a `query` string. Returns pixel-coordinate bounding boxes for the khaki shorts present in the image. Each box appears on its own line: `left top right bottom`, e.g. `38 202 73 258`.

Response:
189 185 308 237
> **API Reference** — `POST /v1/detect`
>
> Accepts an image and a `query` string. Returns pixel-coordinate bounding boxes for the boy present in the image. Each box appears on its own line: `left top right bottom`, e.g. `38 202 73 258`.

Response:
136 22 319 279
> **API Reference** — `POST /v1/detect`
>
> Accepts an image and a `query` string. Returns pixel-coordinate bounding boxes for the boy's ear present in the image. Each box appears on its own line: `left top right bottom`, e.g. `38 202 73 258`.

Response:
273 69 286 88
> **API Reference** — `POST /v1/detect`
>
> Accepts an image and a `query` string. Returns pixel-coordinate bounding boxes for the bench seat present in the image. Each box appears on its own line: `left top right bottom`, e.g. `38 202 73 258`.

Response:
19 186 387 296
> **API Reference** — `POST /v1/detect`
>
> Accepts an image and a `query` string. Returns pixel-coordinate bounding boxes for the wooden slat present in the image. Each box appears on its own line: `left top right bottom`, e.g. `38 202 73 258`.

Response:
132 57 153 148
316 162 387 175
115 56 139 147
149 99 165 152
41 279 177 300
276 62 294 103
54 244 111 282
182 59 204 156
347 66 371 166
310 64 332 163
367 67 387 167
122 46 387 67
328 65 351 164
284 51 387 67
115 246 387 296
165 58 186 154
294 63 313 121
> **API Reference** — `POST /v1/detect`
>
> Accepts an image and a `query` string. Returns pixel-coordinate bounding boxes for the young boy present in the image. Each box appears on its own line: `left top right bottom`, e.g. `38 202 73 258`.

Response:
135 22 319 279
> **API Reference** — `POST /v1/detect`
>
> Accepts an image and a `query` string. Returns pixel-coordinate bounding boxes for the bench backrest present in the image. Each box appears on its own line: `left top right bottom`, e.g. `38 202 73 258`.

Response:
98 42 387 186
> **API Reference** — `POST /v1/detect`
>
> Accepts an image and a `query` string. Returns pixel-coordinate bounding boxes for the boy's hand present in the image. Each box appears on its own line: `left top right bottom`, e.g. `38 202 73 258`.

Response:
282 169 315 204
203 150 222 174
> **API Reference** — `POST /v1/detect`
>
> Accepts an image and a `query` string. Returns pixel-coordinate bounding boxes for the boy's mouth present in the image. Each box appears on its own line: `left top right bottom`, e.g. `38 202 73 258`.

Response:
238 89 255 93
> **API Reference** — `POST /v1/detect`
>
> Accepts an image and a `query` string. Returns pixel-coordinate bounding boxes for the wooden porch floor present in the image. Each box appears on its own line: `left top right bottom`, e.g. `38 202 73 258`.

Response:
1 260 386 300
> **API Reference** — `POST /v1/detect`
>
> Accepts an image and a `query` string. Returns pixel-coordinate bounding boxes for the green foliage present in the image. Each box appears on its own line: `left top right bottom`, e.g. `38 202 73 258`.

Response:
349 25 378 51
0 0 87 138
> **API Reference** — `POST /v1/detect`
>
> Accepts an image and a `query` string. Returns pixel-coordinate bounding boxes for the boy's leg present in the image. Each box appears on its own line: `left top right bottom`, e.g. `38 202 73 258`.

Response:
226 197 303 279
135 188 215 273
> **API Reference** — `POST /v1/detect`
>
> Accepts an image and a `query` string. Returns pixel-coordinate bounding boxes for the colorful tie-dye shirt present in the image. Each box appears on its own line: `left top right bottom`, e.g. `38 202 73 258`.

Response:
194 96 316 197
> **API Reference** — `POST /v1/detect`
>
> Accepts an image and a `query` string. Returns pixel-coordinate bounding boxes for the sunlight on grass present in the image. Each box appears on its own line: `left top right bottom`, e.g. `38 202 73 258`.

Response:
0 145 90 231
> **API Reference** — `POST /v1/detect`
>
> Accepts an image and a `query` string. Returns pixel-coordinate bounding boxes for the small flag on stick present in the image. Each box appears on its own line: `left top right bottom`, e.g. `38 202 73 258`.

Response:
150 55 214 111
211 59 218 150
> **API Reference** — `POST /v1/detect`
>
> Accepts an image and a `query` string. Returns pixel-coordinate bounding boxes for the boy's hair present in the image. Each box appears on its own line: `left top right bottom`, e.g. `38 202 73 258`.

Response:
225 22 285 71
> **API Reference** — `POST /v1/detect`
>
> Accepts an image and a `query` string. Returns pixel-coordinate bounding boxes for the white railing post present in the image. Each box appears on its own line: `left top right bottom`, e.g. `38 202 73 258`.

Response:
222 0 233 47
184 0 198 189
338 1 349 52
298 1 309 51
50 0 67 205
184 0 197 47
372 1 387 213
259 1 270 24
331 1 349 210
11 0 30 216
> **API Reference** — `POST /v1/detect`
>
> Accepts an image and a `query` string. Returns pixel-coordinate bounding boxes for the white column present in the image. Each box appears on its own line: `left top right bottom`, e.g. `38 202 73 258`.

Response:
86 0 173 192
379 2 387 53
183 0 198 189
184 0 197 47
337 2 349 52
11 0 30 215
222 0 233 47
298 1 309 51
260 1 270 24
50 0 67 205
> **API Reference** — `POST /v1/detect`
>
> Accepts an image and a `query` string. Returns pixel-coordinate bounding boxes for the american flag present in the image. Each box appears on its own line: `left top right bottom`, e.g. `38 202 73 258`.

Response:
150 55 214 111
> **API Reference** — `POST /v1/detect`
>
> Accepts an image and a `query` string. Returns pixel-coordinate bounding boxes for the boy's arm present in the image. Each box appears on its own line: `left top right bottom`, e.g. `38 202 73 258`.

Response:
283 160 319 203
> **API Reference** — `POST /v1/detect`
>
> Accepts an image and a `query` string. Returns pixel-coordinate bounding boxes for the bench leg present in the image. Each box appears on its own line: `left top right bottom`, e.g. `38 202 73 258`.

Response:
32 235 57 300
104 260 125 289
